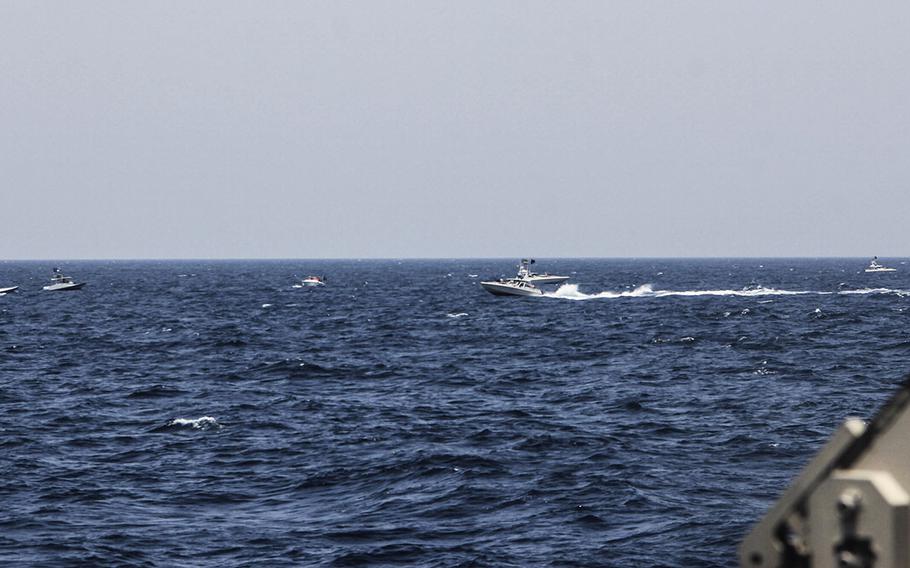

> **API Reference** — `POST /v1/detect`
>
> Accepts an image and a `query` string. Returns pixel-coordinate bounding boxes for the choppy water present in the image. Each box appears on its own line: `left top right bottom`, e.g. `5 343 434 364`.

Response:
2 258 909 566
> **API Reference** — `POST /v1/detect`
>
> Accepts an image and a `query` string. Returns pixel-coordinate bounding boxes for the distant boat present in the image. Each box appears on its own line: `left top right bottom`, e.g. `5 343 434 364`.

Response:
43 268 86 291
516 258 570 285
865 257 896 273
300 276 326 287
0 286 18 294
480 278 543 297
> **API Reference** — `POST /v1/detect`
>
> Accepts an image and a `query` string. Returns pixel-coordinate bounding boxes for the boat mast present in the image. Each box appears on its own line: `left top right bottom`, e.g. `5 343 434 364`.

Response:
518 258 529 279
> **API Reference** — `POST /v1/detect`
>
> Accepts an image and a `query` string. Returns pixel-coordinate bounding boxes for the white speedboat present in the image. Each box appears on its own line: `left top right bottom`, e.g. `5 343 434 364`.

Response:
0 286 18 294
43 269 86 291
480 278 543 297
865 257 896 273
300 276 326 287
516 258 570 285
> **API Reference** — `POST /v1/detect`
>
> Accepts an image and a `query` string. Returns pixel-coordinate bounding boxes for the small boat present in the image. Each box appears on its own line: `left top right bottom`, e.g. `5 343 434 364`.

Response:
0 286 18 294
300 276 326 287
865 257 896 273
516 258 570 285
480 278 543 297
43 268 86 291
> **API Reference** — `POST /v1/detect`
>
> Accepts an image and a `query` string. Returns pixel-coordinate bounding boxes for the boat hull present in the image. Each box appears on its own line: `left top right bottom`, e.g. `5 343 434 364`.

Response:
481 281 542 297
43 283 86 291
865 268 896 273
0 286 18 294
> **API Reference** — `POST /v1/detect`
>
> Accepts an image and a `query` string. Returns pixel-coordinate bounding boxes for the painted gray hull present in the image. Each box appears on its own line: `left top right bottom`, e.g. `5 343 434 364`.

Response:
480 281 542 297
43 282 86 291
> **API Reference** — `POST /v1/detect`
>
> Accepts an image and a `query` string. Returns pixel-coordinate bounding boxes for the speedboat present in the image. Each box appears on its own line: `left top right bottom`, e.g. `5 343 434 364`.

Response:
480 278 543 297
300 276 326 287
516 258 570 285
0 286 18 294
43 269 86 291
865 257 896 273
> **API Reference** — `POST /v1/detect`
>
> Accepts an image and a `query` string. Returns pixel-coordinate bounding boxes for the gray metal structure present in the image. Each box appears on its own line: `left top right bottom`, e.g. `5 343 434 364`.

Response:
740 378 910 567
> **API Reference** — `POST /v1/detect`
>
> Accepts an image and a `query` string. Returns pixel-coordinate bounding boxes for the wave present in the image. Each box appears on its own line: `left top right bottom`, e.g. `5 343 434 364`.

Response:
161 416 221 431
245 358 398 381
545 283 910 301
447 312 469 319
127 385 187 399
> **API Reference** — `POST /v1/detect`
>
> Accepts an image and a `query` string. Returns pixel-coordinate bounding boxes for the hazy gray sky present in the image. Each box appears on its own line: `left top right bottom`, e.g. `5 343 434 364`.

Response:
2 2 908 259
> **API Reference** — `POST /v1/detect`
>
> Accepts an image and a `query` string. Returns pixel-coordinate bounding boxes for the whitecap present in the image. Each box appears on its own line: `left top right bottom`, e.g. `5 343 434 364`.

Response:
447 312 469 319
168 416 221 430
262 303 273 308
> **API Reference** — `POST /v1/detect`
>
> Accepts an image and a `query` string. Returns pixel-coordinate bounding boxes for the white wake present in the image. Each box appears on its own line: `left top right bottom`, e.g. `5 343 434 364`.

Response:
544 283 910 301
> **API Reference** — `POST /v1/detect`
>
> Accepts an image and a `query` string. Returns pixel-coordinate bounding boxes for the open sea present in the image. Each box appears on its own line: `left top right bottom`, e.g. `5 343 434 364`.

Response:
2 258 910 567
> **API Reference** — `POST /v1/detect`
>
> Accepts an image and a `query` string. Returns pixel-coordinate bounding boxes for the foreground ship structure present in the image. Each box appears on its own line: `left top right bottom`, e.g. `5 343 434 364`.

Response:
741 377 910 567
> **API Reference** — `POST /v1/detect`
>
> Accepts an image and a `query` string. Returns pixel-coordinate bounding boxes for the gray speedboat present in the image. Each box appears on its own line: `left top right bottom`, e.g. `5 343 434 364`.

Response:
43 269 86 291
480 278 543 297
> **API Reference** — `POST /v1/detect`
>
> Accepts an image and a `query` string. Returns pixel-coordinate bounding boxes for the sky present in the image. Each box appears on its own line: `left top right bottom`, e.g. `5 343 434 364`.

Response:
1 2 909 259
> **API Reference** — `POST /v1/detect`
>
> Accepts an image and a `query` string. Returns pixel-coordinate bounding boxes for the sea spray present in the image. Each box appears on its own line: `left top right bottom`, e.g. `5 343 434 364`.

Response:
544 284 910 300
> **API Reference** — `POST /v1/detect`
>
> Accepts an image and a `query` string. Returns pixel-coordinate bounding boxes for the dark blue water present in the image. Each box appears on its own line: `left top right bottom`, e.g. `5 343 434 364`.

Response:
2 258 909 566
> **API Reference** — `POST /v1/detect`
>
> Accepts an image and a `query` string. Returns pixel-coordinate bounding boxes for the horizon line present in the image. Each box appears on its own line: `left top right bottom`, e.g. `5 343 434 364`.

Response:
0 255 899 262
